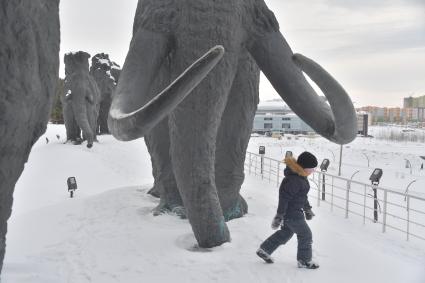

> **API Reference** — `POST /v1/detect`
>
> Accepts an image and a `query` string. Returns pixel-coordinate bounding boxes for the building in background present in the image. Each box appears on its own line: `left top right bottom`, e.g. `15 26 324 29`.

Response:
358 98 425 125
252 100 313 134
356 112 370 136
253 113 314 134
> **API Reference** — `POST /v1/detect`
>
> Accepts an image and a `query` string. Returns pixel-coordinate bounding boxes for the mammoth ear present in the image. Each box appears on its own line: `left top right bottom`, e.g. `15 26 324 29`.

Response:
248 31 357 144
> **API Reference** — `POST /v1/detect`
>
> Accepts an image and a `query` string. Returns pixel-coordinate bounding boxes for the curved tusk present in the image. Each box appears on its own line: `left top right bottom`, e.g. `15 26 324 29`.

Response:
108 29 224 141
248 31 357 144
292 53 357 144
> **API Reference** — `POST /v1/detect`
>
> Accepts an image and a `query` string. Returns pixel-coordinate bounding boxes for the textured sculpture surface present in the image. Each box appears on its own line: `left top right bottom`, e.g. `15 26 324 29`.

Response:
0 0 60 272
62 51 101 147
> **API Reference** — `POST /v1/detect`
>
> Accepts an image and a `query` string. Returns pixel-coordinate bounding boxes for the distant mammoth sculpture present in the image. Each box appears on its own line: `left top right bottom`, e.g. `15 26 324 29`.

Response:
90 53 121 135
62 51 101 148
109 0 357 248
0 0 60 272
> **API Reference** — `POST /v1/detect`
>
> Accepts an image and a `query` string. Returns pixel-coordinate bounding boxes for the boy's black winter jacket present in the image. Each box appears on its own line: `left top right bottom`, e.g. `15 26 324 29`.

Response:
277 157 312 220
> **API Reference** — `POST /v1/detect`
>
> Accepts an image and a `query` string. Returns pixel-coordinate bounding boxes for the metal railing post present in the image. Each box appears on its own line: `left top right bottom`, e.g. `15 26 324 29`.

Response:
317 172 321 207
406 196 410 241
373 184 378 223
260 154 264 180
268 158 272 182
382 190 388 233
363 185 367 224
345 180 350 219
277 161 280 187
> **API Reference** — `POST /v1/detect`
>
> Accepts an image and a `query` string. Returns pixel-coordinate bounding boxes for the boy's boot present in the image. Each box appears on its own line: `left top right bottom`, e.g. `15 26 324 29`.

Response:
256 248 274 264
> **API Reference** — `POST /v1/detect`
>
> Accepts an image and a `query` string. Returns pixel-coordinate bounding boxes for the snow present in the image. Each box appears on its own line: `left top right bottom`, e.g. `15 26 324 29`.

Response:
66 90 71 97
97 58 110 66
2 125 425 282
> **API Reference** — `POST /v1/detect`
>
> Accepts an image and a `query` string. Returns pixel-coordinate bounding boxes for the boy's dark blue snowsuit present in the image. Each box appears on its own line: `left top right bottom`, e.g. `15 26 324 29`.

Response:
260 157 314 262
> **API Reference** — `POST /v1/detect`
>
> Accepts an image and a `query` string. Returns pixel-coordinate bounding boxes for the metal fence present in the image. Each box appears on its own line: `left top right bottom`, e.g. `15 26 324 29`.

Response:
244 151 425 242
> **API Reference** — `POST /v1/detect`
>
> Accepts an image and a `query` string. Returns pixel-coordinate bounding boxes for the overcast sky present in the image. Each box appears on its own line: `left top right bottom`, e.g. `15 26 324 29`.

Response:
59 0 425 107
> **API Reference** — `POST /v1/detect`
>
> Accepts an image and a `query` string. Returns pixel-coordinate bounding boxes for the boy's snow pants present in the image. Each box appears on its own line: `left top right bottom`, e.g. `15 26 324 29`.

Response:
260 218 312 262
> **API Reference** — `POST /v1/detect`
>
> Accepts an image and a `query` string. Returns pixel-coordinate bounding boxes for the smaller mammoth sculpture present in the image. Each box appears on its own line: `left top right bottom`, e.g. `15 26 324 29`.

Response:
90 53 121 135
62 51 101 148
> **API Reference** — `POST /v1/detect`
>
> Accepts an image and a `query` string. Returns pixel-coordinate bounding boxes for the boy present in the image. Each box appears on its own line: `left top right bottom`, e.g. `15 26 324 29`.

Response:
256 151 319 269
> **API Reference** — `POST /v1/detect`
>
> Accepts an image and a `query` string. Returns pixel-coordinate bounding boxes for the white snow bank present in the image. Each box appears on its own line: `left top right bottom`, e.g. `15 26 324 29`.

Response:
2 125 425 282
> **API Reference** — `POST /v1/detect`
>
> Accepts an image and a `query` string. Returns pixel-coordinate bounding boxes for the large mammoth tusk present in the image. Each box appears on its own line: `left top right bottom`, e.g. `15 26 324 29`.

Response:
108 29 224 141
248 32 357 144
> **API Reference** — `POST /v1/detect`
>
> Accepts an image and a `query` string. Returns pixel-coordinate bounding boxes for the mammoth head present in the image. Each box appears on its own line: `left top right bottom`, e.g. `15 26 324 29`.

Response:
64 51 91 76
109 1 357 145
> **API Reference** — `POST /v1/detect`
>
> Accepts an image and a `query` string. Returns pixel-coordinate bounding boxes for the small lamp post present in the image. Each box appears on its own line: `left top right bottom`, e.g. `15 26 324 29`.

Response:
404 158 412 174
362 152 370 167
404 180 417 201
67 177 77 198
320 159 330 200
328 149 335 162
259 146 265 177
285 150 293 158
369 168 383 223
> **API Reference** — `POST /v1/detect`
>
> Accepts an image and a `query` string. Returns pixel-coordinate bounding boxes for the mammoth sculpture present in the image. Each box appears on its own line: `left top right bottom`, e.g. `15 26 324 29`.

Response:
0 0 60 272
109 0 357 248
90 53 121 135
62 51 101 148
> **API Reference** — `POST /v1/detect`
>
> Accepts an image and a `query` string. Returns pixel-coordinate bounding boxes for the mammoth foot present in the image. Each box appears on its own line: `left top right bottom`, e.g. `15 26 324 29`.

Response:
72 138 83 145
147 186 160 198
223 195 248 222
152 202 187 219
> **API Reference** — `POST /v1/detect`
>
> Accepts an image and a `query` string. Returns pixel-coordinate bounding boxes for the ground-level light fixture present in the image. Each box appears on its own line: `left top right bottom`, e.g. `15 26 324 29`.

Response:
285 151 293 158
67 177 77 198
259 146 265 155
320 159 330 172
369 168 383 223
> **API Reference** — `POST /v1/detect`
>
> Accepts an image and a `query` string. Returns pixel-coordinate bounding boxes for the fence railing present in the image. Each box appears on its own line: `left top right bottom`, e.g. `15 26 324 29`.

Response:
244 151 425 242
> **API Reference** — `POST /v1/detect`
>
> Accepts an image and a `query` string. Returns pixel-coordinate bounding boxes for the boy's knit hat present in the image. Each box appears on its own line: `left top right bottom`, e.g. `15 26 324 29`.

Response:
297 151 318 169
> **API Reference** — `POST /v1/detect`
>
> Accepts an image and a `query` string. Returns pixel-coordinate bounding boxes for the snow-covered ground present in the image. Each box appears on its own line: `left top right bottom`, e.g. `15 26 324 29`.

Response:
2 125 425 282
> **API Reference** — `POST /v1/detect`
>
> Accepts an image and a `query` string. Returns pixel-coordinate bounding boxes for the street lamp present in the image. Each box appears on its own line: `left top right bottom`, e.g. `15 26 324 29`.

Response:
328 149 335 162
361 152 370 167
259 146 265 177
285 150 293 158
404 158 412 174
67 177 77 198
369 168 383 223
320 159 330 200
338 145 343 176
404 180 417 201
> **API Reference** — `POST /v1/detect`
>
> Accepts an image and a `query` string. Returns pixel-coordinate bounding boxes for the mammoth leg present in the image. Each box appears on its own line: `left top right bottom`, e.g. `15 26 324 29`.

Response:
0 0 60 272
169 54 238 247
74 103 95 148
145 119 182 216
63 103 81 142
215 52 260 221
98 97 111 134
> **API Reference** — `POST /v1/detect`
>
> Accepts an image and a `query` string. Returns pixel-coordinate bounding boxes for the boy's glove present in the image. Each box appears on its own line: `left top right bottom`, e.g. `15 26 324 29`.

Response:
271 214 284 229
304 209 315 220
